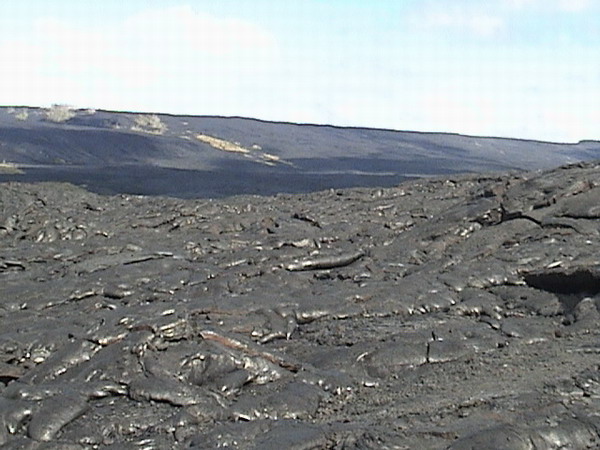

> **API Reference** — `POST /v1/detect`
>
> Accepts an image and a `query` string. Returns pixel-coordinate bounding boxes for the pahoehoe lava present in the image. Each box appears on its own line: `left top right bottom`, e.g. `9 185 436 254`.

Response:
1 161 600 449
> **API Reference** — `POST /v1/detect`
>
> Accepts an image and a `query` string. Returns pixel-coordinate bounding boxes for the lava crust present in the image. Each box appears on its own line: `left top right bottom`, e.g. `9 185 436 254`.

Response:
1 161 600 449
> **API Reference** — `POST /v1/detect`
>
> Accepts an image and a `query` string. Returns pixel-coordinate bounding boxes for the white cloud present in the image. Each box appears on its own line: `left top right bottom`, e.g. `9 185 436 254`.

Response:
0 5 279 111
503 0 538 9
468 14 505 37
415 8 505 38
123 6 276 57
557 0 592 11
504 0 594 11
422 13 504 37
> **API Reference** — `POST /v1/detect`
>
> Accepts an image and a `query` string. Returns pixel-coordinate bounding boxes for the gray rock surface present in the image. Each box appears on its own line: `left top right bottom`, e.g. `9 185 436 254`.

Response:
1 161 600 448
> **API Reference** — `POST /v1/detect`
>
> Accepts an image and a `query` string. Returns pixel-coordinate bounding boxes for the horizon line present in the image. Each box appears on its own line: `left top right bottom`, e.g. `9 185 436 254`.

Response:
1 104 598 146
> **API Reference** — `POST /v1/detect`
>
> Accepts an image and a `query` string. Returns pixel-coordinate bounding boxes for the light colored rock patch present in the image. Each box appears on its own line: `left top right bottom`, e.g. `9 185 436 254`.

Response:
196 134 250 154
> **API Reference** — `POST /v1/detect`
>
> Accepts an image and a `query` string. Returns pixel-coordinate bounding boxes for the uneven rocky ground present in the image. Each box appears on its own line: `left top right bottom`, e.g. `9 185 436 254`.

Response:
1 161 600 449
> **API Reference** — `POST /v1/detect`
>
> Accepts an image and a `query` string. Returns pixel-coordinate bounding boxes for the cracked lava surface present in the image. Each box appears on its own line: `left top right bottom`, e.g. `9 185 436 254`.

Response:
1 161 600 449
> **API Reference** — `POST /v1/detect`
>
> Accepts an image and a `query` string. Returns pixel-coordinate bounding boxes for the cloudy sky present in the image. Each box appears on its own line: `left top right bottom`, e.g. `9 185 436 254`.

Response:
1 0 598 142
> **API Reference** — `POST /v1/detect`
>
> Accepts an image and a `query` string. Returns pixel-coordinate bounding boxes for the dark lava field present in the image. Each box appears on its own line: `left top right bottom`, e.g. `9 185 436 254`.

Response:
1 107 599 198
1 159 600 449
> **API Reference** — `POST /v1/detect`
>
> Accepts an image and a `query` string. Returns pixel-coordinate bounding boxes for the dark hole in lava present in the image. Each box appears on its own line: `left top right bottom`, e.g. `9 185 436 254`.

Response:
0 375 17 385
524 268 600 314
524 269 600 296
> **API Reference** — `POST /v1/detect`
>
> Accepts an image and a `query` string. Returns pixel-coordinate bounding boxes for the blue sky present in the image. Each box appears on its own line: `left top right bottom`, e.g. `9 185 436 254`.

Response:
0 0 598 142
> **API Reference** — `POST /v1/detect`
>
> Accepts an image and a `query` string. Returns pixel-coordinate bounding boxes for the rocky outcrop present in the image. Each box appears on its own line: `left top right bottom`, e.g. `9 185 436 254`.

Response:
1 161 600 448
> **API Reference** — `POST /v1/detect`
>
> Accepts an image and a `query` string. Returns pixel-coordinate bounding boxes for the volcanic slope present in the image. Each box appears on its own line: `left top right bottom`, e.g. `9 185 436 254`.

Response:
1 161 600 448
1 106 598 197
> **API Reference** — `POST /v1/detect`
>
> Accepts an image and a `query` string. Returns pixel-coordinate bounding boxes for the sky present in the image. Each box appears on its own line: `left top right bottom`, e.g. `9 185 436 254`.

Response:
0 0 598 143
